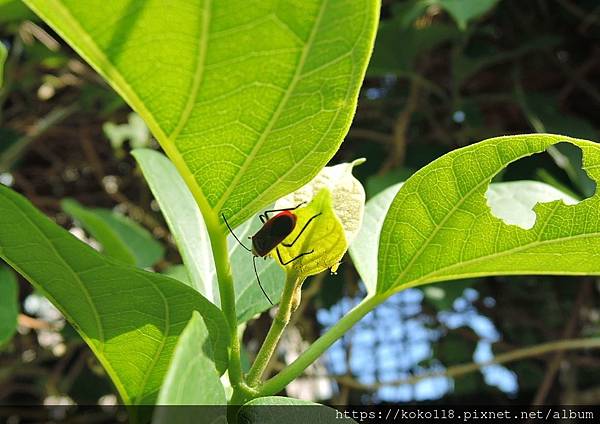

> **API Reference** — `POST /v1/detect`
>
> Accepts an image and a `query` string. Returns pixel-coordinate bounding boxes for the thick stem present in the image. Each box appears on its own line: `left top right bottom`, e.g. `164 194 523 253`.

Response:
246 271 301 387
208 223 243 387
258 294 387 397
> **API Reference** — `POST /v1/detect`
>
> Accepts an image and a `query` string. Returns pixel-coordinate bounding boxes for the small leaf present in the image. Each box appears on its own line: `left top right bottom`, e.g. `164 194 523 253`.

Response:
0 265 19 344
0 185 229 404
349 183 402 295
62 198 164 268
133 149 215 301
275 159 366 244
274 188 346 278
239 396 357 424
378 134 600 294
153 312 226 423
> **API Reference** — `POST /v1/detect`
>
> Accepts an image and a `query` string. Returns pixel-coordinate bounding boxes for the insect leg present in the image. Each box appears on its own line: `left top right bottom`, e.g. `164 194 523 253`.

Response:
253 256 273 305
276 247 315 266
281 213 322 248
222 213 252 252
262 202 307 221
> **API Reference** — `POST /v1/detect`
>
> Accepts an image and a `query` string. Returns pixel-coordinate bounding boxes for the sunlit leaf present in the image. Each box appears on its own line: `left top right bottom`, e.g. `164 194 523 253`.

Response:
275 159 366 244
0 185 229 404
24 0 380 229
275 188 346 279
378 134 600 294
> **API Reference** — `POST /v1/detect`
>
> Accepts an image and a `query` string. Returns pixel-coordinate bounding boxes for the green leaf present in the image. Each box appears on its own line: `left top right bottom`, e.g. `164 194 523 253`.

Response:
0 42 6 88
276 159 366 245
133 149 216 300
0 184 229 404
0 265 19 344
275 189 347 279
162 264 192 286
239 396 357 424
437 0 499 30
153 312 226 423
24 0 380 228
62 198 165 268
349 183 402 295
378 134 600 294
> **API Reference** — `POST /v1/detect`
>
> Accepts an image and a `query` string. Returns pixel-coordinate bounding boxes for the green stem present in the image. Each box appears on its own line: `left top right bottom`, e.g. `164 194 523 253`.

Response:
246 271 300 387
258 293 387 396
208 222 243 387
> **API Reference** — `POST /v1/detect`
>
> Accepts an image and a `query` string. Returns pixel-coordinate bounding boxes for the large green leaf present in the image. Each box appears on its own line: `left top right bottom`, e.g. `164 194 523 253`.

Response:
24 0 380 228
378 134 600 294
0 184 229 405
0 265 18 344
238 397 357 424
62 198 165 268
153 312 226 423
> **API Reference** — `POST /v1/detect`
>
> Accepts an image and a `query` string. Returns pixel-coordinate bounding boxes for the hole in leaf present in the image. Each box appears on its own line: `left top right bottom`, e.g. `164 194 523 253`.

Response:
485 142 595 230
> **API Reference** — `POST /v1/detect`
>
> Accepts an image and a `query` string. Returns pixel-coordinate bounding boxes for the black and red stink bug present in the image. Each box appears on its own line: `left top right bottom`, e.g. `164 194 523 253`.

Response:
222 203 321 305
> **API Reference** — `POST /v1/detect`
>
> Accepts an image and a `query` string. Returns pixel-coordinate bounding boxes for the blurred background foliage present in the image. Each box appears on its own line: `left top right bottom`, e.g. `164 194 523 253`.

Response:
1 0 600 415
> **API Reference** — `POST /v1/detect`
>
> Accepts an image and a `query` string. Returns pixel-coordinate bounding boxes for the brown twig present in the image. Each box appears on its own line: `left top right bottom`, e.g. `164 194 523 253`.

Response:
379 80 420 174
531 280 592 405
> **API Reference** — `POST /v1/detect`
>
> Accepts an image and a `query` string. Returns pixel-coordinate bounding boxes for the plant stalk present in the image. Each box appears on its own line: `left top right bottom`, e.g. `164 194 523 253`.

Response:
258 293 387 396
208 224 243 387
246 271 301 387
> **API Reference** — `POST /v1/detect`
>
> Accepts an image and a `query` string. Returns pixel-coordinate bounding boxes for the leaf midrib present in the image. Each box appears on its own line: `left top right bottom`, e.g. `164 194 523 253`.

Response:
134 272 171 405
399 229 600 290
168 0 211 141
214 0 329 213
0 191 104 344
24 0 217 225
385 159 497 290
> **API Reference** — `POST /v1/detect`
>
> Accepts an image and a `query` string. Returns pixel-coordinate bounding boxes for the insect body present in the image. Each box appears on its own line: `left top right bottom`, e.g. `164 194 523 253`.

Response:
222 204 321 305
251 210 297 257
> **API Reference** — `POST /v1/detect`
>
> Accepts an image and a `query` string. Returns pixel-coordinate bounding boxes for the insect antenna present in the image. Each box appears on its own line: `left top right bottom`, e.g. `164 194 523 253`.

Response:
254 256 273 305
222 213 252 253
